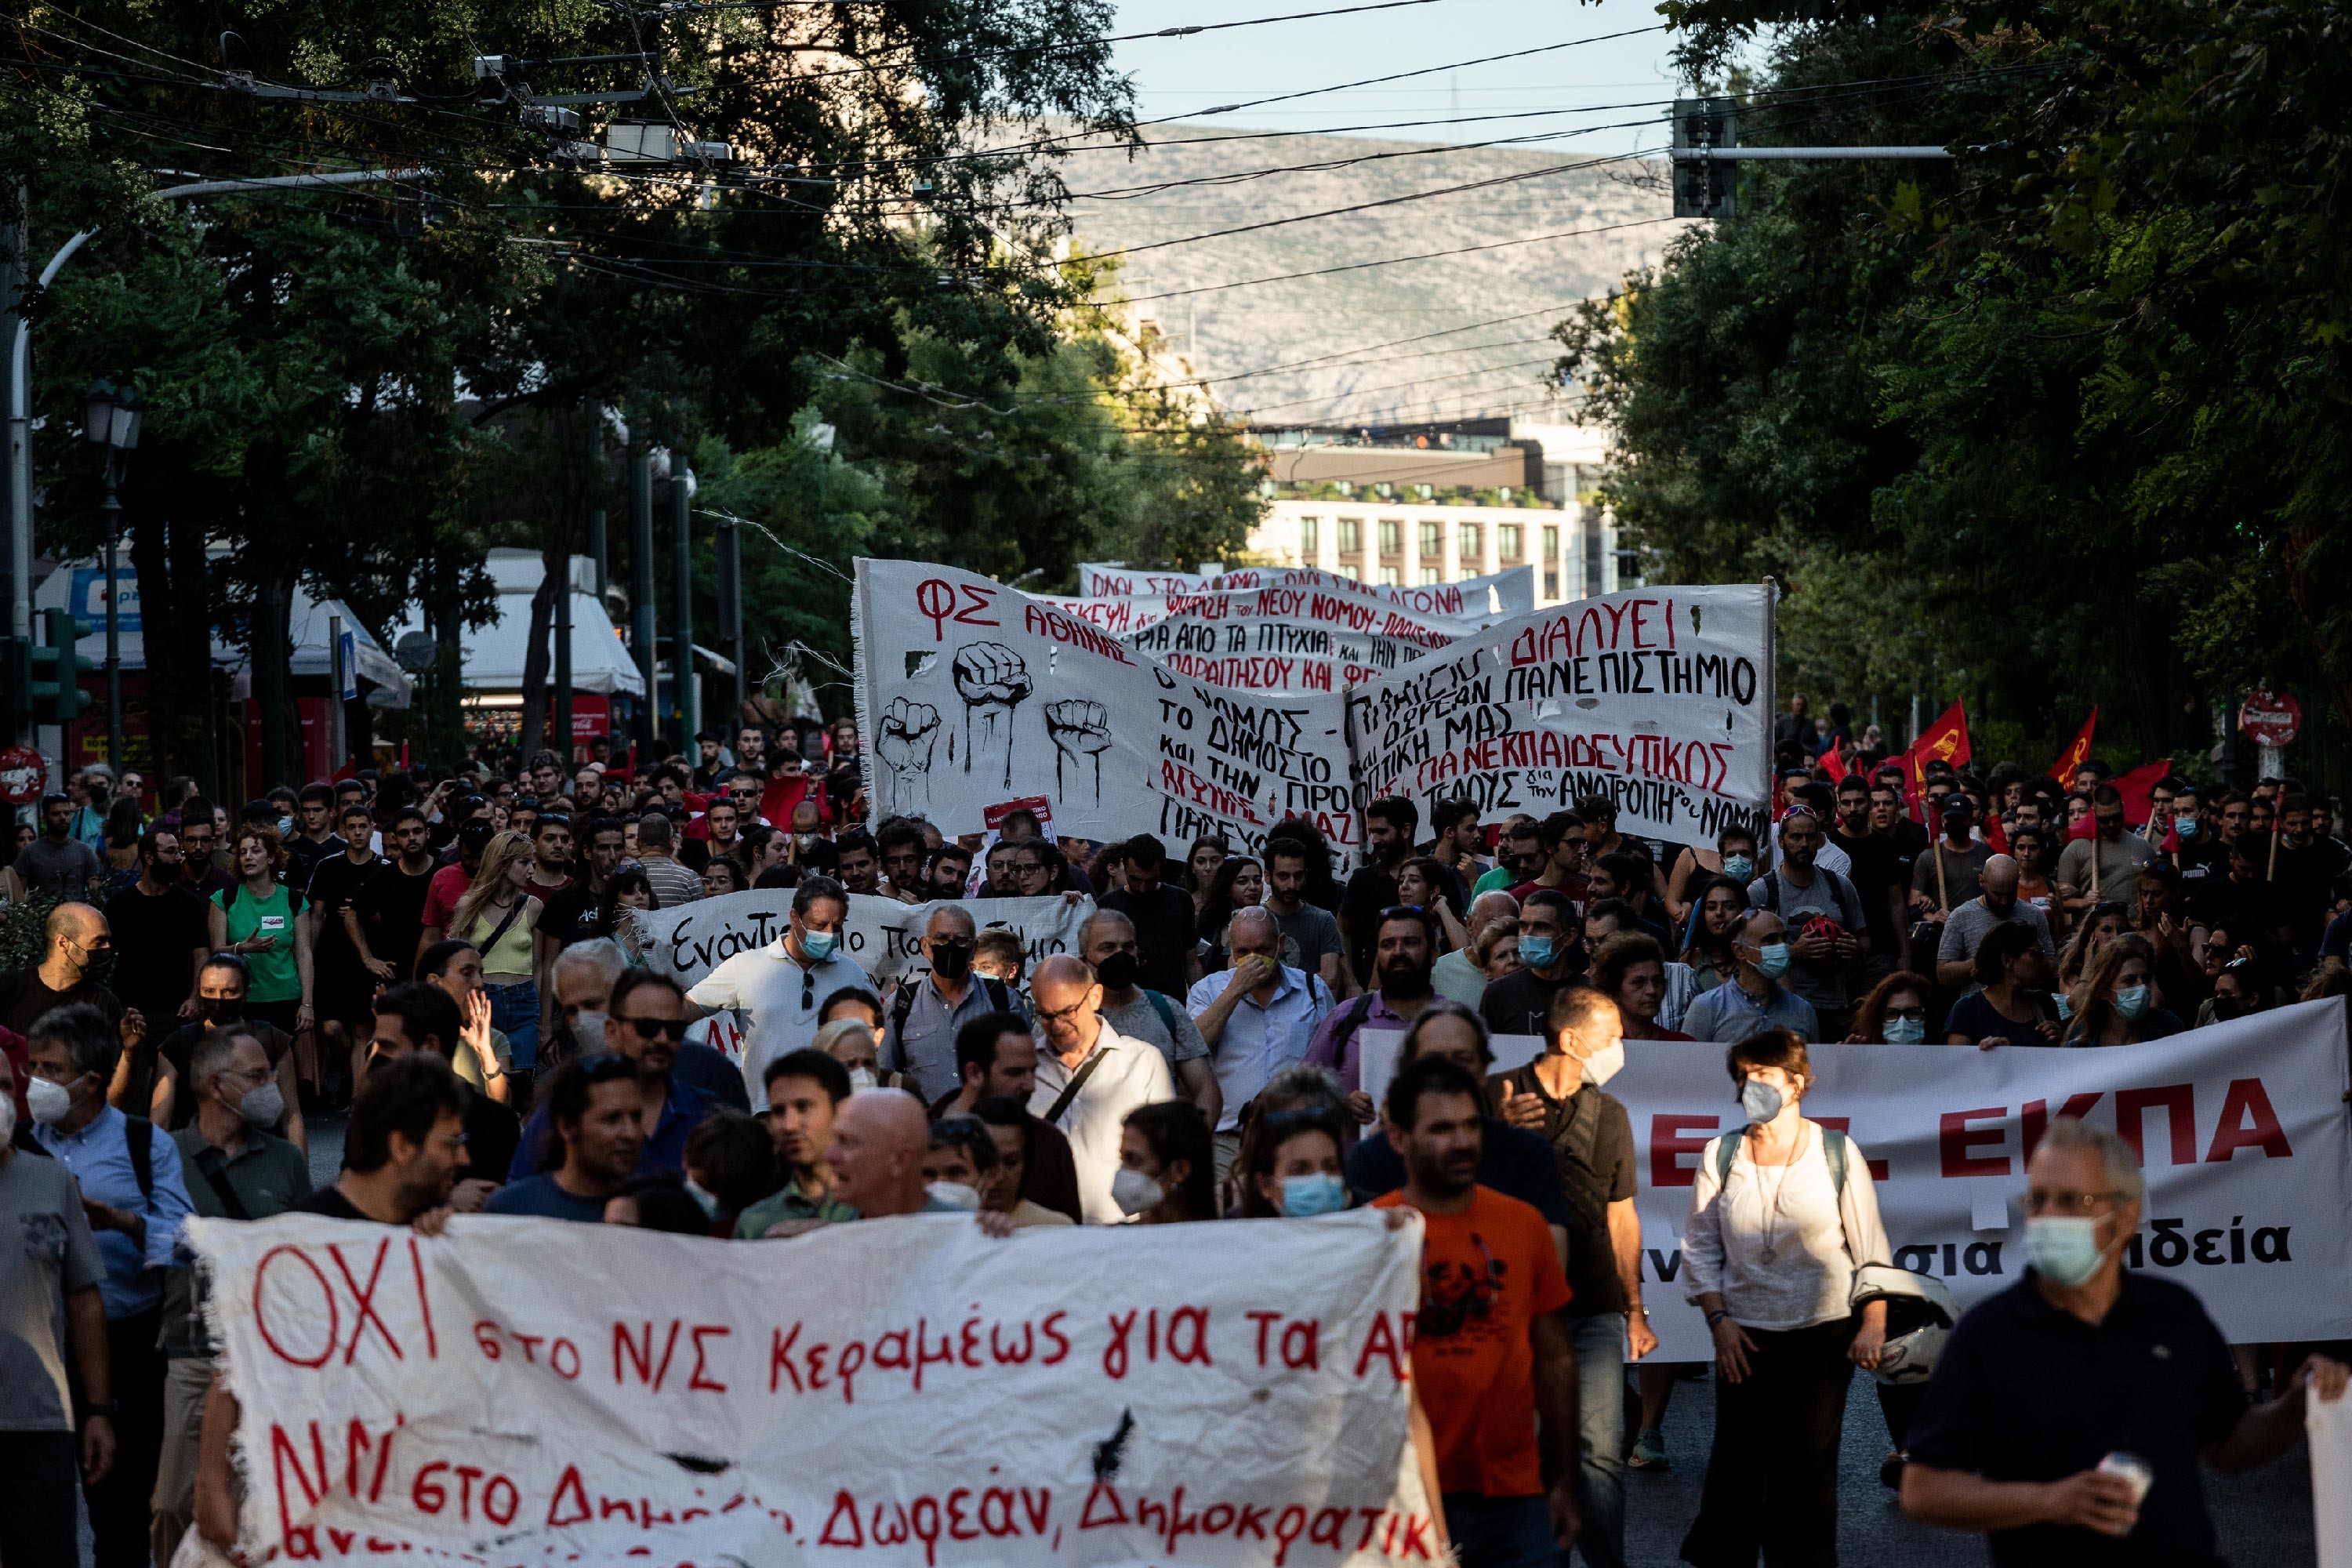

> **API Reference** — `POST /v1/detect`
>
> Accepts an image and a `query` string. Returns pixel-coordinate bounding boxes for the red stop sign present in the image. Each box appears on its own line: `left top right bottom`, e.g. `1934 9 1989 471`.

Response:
2241 690 2302 747
0 746 47 806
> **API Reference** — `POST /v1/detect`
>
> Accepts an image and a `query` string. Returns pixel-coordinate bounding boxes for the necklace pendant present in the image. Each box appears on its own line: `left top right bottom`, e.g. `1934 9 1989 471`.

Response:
1756 1244 1777 1264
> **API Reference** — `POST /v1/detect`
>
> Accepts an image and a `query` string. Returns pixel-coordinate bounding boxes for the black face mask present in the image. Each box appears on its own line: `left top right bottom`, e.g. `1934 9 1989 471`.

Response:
930 941 974 983
198 996 244 1025
1094 952 1141 992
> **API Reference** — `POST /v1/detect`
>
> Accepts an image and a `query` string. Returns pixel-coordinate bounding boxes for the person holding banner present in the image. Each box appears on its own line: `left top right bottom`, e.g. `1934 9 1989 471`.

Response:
2059 935 2186 1046
1681 1029 1891 1568
1900 1116 2349 1563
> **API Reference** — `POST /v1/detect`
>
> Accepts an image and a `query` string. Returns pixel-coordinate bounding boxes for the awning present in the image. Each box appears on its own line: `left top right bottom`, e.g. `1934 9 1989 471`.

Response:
391 549 646 698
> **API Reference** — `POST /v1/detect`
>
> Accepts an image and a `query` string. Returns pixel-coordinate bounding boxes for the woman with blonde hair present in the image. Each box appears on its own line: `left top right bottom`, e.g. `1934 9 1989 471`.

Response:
448 829 544 1071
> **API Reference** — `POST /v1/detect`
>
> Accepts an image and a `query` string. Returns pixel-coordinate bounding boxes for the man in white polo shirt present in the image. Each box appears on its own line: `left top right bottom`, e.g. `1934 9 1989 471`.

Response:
685 876 869 1109
1026 954 1173 1223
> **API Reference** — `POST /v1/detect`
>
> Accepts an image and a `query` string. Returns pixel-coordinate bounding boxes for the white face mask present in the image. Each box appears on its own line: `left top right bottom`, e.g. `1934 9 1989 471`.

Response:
1581 1042 1626 1087
846 1065 878 1092
1110 1168 1164 1218
926 1181 982 1212
25 1075 75 1126
237 1082 285 1128
0 1090 14 1144
572 1011 610 1053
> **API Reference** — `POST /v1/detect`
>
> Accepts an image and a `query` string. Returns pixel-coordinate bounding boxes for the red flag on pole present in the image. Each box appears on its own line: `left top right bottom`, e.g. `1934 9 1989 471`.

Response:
1911 702 1972 783
2049 707 2099 781
2112 757 2173 829
1821 742 1847 784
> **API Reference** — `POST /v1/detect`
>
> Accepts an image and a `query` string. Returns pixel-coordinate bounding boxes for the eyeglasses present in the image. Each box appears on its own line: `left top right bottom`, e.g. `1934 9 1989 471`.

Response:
616 1015 689 1041
1882 1006 1928 1022
1033 996 1091 1025
2025 1188 2122 1216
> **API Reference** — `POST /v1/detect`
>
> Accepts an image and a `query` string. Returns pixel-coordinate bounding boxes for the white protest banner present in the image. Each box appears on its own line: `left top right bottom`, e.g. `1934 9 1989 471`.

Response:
1078 562 1536 623
1366 1001 2350 1363
629 889 1092 993
1346 584 1773 844
1123 615 1454 693
183 1210 1436 1568
2314 1386 2352 1568
852 558 1359 862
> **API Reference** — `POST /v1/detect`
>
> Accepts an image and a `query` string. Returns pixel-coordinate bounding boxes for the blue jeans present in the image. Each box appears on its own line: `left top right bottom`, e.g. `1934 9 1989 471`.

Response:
1568 1311 1628 1568
1445 1493 1557 1568
486 979 540 1069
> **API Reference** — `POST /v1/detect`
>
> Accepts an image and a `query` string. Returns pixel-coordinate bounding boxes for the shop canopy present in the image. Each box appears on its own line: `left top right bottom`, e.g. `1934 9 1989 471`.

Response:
390 549 646 698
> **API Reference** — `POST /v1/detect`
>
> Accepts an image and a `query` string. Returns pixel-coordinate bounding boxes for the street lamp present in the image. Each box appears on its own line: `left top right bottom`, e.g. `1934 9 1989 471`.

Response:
80 377 143 771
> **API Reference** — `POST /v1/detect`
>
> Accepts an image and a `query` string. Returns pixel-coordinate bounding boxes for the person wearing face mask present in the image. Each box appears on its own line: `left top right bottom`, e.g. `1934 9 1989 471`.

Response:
153 955 305 1150
1681 1030 1892 1568
1080 911 1221 1129
687 875 870 1111
1747 808 1868 1040
1944 920 2063 1048
25 1001 197 1568
1901 1117 2349 1559
1112 1100 1217 1224
1846 971 1936 1045
1934 855 2056 996
920 1115 1003 1214
1236 1107 1350 1217
880 906 1022 1103
2060 933 2186 1046
151 1028 309 1566
1476 890 1584 1040
2194 956 2267 1027
549 937 747 1110
1664 823 1759 928
1487 986 1653 1568
1678 909 1820 1044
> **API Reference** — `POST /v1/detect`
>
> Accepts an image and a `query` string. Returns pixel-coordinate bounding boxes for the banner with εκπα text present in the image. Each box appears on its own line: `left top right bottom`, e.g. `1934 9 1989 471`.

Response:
180 1209 1434 1567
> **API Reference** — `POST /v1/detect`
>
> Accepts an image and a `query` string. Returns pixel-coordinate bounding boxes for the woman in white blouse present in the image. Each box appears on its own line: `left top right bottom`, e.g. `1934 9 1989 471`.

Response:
1680 1029 1891 1566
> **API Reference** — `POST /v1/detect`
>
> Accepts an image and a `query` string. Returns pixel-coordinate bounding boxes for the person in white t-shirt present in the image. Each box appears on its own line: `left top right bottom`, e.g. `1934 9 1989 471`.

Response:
684 876 869 1109
1025 955 1173 1223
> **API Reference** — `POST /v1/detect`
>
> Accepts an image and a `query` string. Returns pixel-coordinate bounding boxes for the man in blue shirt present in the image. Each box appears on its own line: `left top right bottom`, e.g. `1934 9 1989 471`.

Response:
510 970 706 1181
1679 909 1822 1043
1186 907 1331 1176
488 1055 646 1221
27 1000 195 1568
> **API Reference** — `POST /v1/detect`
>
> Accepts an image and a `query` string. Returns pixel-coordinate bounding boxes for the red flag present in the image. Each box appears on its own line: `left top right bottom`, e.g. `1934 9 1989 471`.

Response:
1911 701 1972 786
1821 743 1847 784
1984 815 2009 855
2112 757 2172 829
2048 707 2098 781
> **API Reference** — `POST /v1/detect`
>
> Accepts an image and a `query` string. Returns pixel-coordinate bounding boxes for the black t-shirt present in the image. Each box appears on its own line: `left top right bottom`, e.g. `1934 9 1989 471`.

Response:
1345 1116 1573 1236
1942 989 2056 1045
460 1086 521 1185
285 833 346 893
537 882 605 950
1483 1068 1635 1315
1904 1273 2245 1568
1338 863 1401 986
1478 966 1578 1039
1832 829 1910 955
354 862 437 977
0 969 123 1037
1098 884 1197 1000
294 1186 368 1219
102 882 209 1022
304 852 383 967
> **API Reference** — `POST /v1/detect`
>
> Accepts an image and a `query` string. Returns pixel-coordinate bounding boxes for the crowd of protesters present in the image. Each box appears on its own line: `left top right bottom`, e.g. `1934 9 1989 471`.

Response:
0 691 2347 1568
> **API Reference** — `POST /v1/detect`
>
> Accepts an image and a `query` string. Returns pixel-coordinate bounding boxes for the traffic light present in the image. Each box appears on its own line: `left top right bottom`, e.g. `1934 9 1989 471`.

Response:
1672 97 1738 220
29 608 93 724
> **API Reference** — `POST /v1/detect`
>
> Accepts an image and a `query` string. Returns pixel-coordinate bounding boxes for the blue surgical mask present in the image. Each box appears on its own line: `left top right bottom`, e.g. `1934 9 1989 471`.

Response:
2114 984 2151 1020
1740 1077 1784 1124
801 931 840 961
2024 1215 2108 1287
1722 854 1755 884
1882 1014 1927 1044
2176 818 2198 838
1279 1172 1348 1218
1519 935 1556 969
1754 942 1792 979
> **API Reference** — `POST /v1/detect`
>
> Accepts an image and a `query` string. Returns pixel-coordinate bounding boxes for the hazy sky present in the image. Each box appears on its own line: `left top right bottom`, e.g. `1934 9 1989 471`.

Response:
1106 0 1689 157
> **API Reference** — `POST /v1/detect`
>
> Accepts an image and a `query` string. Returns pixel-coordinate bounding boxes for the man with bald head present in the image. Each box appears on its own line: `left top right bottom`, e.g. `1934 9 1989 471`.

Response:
826 1090 947 1219
1433 890 1522 1006
1935 852 2055 994
1027 954 1174 1222
1187 906 1333 1176
881 905 1022 1104
0 902 140 1127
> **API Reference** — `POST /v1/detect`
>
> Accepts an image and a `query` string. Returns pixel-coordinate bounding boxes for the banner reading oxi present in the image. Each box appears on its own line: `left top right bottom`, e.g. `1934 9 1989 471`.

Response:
1363 1000 2352 1363
628 891 1093 993
1076 562 1537 624
1347 584 1773 844
853 558 1357 863
181 1210 1436 1568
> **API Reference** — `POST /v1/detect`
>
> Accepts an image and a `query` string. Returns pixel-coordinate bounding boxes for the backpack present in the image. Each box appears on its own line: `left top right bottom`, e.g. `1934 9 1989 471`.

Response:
1759 866 1862 938
890 975 1014 1047
1326 993 1380 1065
1715 1123 1849 1195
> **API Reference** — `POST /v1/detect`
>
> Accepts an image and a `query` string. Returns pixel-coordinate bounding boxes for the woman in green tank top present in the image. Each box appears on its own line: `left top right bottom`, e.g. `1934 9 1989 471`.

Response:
208 822 314 1039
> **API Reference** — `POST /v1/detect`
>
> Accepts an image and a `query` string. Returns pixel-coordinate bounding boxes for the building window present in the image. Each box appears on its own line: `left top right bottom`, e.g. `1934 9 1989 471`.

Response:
1499 524 1523 560
1379 519 1401 555
1379 566 1400 586
1418 521 1441 557
1544 525 1560 562
1545 571 1561 599
1299 517 1319 556
1459 521 1480 559
1420 565 1441 586
1338 517 1361 555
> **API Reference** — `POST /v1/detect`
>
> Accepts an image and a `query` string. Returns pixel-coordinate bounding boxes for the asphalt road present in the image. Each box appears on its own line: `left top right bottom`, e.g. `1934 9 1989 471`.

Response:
99 1116 2306 1568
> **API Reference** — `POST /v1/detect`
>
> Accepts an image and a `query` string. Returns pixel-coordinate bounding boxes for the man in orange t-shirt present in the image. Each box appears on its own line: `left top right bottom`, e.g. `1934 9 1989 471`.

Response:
1374 1053 1581 1568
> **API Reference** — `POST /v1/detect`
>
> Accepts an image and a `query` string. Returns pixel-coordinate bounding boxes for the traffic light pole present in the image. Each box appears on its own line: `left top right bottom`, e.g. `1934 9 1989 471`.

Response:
670 461 695 749
100 455 121 769
630 446 656 761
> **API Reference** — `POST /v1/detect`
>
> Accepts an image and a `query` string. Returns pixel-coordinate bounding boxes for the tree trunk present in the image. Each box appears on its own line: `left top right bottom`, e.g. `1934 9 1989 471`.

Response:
517 568 557 761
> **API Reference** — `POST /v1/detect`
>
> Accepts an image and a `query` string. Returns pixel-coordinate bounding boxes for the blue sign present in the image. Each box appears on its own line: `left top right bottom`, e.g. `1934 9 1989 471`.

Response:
68 568 140 634
337 630 359 700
